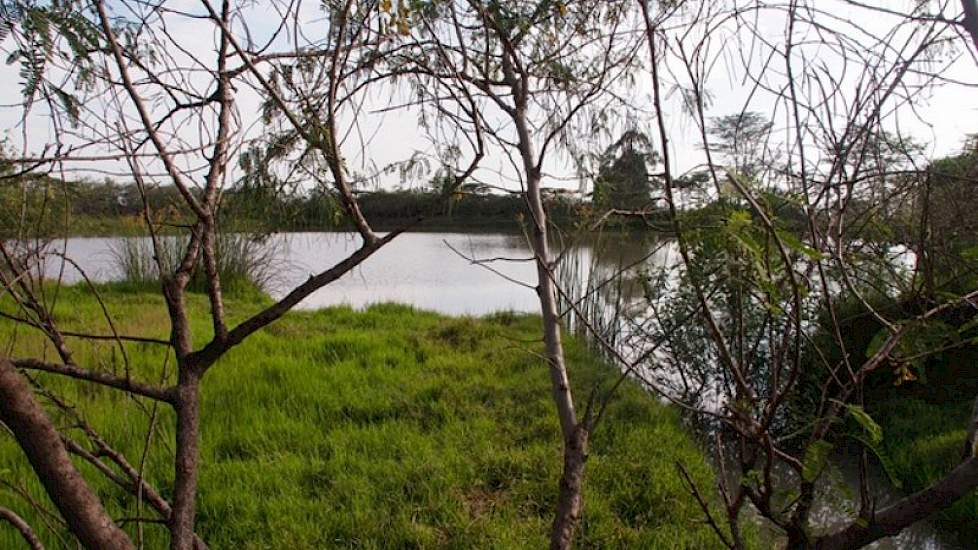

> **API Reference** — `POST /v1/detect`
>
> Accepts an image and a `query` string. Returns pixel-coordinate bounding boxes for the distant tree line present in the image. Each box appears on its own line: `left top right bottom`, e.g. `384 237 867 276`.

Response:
221 185 586 231
0 175 592 236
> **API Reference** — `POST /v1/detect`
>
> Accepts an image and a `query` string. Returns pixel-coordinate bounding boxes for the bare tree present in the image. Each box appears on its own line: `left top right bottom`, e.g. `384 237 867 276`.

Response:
0 1 407 548
387 2 645 547
628 0 978 548
705 111 775 182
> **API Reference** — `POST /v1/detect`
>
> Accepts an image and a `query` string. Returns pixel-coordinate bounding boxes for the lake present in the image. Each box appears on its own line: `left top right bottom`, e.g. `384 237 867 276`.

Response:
35 231 667 316
30 231 961 549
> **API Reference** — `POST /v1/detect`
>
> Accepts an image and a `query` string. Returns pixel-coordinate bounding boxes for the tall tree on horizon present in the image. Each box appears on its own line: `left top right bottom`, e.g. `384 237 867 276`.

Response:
593 129 658 210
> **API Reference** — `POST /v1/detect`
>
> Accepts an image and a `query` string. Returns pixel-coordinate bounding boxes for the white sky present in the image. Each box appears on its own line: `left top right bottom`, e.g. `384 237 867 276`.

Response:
0 0 975 194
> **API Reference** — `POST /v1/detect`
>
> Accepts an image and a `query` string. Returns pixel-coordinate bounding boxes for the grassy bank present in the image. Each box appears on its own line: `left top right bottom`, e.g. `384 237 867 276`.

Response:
0 286 730 548
874 396 978 546
865 323 978 546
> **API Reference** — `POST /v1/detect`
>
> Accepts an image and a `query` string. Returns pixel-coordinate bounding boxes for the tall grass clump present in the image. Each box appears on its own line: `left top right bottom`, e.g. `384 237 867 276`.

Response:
110 233 279 295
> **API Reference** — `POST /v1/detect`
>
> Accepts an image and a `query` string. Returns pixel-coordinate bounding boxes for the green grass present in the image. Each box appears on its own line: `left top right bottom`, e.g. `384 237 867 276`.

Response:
0 286 732 548
873 396 978 546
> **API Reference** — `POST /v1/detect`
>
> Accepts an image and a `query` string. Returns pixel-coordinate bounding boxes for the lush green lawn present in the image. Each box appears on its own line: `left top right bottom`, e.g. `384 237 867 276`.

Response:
0 286 729 548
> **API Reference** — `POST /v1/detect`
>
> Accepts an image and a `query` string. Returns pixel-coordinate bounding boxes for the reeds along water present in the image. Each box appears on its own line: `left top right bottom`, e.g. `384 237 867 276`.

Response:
109 233 280 294
555 232 758 413
555 232 680 365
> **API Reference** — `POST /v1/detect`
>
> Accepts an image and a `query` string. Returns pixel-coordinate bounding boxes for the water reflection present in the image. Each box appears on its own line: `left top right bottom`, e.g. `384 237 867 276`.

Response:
38 231 666 316
34 231 960 549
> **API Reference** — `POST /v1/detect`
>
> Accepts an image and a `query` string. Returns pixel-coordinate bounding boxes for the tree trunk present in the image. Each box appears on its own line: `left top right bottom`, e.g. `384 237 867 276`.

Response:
504 48 582 548
815 456 978 549
169 370 202 550
520 150 577 440
516 108 583 550
0 357 133 550
550 426 589 550
962 0 978 57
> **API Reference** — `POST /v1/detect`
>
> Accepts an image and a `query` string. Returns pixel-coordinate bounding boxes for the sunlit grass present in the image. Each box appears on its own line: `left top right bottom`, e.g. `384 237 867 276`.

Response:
0 286 732 548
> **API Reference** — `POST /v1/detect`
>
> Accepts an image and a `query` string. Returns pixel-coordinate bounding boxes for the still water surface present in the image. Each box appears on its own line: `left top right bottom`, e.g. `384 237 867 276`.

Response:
43 231 668 315
37 231 961 549
42 232 593 314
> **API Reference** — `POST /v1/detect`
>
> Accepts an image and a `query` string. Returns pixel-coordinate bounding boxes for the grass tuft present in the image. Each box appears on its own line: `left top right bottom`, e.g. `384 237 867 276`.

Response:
109 233 278 295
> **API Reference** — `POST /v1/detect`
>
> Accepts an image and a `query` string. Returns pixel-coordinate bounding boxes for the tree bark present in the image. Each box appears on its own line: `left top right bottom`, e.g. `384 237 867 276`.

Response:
0 506 44 550
0 357 133 550
962 0 978 57
517 128 577 441
169 370 202 550
522 149 584 550
815 456 978 550
550 426 589 550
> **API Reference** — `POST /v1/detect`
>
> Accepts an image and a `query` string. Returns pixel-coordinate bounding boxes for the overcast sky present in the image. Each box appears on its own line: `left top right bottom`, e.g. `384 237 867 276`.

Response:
0 0 975 194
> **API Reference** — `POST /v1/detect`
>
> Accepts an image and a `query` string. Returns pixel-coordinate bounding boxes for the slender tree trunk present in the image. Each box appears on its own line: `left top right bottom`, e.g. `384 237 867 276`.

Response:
527 177 578 440
0 506 44 550
527 168 587 549
920 173 934 300
497 25 586 542
550 426 589 550
785 479 817 548
512 100 583 548
169 369 202 550
0 357 133 550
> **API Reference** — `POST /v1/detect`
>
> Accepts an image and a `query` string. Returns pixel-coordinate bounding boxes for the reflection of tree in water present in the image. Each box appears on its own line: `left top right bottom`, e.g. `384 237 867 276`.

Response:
556 232 680 369
556 226 963 549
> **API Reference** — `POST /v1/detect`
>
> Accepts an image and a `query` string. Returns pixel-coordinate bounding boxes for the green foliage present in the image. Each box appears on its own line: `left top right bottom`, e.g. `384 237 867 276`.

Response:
0 286 738 549
794 289 978 543
593 130 657 210
802 440 834 483
837 403 903 488
866 319 957 386
641 194 823 417
0 174 664 237
0 175 194 238
2 2 100 117
844 404 882 446
873 398 978 546
252 188 581 231
774 228 822 261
